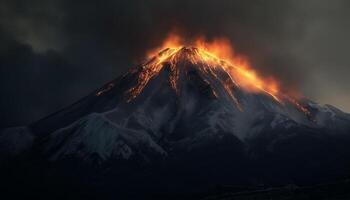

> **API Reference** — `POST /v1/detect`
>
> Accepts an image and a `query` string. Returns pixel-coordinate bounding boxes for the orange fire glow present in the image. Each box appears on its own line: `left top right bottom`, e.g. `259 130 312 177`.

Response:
114 33 312 119
146 34 281 101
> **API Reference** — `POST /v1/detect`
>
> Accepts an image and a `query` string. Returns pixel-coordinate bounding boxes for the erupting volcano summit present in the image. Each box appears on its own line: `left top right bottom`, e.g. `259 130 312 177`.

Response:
1 38 350 199
102 45 312 120
127 46 281 102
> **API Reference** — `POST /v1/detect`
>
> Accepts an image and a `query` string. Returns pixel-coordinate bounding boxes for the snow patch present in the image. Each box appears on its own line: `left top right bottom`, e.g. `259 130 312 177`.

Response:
45 113 167 161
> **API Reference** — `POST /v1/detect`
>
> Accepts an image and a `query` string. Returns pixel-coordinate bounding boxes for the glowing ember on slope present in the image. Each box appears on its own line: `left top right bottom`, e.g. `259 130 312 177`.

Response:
96 82 115 96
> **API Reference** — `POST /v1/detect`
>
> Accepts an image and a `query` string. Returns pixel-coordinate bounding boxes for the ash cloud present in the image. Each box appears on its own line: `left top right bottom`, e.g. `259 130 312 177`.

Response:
0 0 350 127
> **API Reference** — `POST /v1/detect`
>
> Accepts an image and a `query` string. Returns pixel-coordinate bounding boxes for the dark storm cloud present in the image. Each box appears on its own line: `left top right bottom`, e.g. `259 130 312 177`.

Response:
0 28 81 127
0 0 350 127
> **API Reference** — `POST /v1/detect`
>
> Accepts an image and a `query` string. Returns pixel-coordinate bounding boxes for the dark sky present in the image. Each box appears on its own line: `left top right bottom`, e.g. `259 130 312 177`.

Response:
1 0 350 128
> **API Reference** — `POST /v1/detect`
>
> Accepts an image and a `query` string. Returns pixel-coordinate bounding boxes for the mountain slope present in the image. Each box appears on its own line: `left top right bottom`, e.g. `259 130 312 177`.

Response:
1 47 350 199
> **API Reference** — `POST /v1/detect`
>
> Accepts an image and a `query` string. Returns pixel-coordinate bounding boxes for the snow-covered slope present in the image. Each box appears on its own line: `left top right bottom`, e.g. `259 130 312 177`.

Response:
43 113 166 162
1 47 350 197
2 47 350 161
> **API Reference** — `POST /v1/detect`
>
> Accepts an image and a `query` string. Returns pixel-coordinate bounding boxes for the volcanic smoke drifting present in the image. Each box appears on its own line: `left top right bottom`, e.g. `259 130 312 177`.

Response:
0 35 350 199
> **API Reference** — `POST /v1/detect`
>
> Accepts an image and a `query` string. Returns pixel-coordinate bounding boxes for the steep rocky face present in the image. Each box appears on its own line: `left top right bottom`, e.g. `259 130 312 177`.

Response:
21 47 312 160
30 47 312 134
1 47 350 199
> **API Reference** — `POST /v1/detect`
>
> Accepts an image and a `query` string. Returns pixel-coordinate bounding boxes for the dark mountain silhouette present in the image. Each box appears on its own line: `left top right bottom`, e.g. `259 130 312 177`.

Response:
1 47 350 199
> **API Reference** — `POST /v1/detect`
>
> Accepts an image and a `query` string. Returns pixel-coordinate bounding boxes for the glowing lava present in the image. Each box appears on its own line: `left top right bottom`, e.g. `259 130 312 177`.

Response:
143 34 281 101
127 35 281 104
97 34 313 119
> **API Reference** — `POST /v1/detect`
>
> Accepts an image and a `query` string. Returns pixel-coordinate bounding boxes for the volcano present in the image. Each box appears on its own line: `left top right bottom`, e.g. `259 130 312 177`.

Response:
1 46 350 199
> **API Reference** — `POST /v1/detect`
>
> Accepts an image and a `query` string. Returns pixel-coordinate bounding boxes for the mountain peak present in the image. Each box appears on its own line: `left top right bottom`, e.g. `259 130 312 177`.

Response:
128 46 270 100
92 46 311 121
2 37 350 199
126 46 240 102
